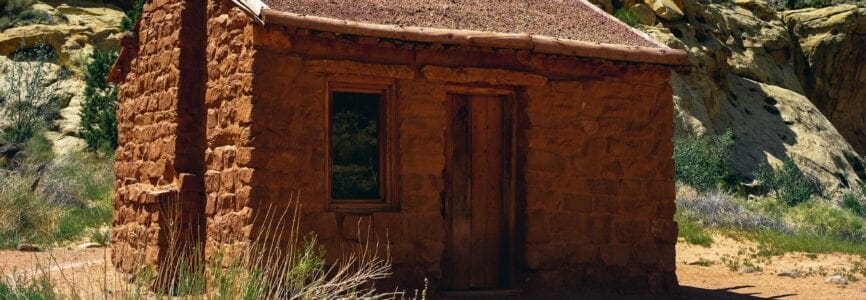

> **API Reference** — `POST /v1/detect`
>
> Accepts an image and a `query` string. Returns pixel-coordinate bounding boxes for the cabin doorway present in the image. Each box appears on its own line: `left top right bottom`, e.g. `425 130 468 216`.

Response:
443 92 515 292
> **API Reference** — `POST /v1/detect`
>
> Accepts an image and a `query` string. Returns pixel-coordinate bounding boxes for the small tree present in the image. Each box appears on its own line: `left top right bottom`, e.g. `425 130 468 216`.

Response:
79 49 119 152
0 44 63 143
120 0 145 32
674 130 736 192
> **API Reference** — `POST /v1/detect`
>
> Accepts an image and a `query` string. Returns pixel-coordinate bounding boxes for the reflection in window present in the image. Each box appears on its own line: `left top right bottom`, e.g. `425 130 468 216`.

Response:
330 92 381 200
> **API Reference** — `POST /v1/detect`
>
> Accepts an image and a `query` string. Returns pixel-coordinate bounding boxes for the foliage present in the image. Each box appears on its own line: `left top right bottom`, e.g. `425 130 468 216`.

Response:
0 0 55 31
0 147 114 248
80 49 119 152
674 130 736 192
0 43 64 143
741 230 866 257
677 190 793 233
0 171 60 248
0 275 55 300
120 0 145 31
785 0 829 9
755 159 819 206
675 209 713 246
786 200 865 241
613 8 639 27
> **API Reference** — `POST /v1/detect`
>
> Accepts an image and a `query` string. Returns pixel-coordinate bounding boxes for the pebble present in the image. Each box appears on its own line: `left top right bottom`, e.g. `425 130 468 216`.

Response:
777 270 801 278
16 243 41 252
738 266 757 273
826 275 848 285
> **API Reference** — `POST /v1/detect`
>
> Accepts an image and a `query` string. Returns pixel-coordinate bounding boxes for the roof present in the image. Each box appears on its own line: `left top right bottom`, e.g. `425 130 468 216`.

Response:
246 0 689 66
263 0 659 48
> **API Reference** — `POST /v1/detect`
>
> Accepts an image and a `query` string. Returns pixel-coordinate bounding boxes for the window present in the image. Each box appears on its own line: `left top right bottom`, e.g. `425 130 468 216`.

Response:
327 80 396 212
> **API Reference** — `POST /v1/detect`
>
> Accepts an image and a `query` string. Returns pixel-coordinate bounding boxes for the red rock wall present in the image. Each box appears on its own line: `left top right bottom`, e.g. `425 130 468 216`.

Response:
112 0 187 274
112 0 209 279
202 0 257 259
247 28 678 295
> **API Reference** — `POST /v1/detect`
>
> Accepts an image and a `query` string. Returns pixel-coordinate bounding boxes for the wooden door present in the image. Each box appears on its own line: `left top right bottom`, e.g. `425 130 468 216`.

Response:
443 93 513 291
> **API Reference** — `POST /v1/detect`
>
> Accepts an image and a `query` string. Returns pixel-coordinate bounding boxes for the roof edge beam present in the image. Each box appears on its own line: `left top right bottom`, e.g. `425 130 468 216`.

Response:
259 9 690 66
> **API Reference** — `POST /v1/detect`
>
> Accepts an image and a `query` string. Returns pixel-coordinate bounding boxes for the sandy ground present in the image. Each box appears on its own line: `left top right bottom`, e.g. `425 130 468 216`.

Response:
677 235 866 299
2 236 866 298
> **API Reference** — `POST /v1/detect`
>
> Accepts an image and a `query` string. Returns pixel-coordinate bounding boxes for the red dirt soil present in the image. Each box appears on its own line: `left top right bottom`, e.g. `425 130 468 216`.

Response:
2 237 865 298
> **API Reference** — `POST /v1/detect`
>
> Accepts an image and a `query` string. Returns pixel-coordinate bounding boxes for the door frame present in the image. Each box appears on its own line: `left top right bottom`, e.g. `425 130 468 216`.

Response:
441 86 517 291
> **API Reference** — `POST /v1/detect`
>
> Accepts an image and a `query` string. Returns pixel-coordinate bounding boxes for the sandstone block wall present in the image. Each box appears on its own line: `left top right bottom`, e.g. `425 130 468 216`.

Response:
202 0 257 260
112 0 186 274
113 0 210 280
248 27 678 294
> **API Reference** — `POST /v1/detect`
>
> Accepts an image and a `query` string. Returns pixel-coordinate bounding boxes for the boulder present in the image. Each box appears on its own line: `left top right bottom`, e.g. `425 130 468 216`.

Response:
784 6 866 156
0 3 123 70
646 0 685 21
632 4 658 25
826 275 848 285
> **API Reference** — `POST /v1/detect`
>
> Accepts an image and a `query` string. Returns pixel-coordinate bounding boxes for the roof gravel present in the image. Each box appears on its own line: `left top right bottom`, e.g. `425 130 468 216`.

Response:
261 0 662 48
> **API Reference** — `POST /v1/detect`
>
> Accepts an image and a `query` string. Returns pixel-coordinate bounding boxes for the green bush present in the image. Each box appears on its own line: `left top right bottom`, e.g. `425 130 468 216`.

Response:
674 130 736 192
786 200 865 241
120 0 145 31
842 193 866 217
0 149 113 248
80 49 119 152
614 8 639 27
755 159 819 206
675 209 713 246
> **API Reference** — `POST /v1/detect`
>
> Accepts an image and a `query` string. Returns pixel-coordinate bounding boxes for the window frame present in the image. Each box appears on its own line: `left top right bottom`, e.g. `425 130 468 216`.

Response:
325 77 398 213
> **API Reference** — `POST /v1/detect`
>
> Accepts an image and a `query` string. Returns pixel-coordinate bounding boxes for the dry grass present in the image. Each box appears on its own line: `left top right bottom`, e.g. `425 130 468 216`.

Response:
0 195 415 299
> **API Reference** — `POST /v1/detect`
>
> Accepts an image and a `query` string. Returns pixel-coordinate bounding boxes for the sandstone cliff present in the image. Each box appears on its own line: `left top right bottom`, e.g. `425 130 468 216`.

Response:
0 1 124 154
641 0 866 197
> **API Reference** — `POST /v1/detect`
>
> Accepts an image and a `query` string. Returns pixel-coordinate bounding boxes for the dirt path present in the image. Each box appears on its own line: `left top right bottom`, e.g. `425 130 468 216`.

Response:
2 238 866 298
677 235 866 299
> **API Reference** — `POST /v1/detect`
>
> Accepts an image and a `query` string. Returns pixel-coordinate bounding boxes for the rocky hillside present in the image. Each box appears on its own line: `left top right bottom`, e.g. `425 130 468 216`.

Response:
631 0 866 197
0 0 124 154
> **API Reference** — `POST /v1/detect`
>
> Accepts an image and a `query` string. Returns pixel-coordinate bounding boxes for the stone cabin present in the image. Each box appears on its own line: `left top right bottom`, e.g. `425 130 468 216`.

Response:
108 0 688 296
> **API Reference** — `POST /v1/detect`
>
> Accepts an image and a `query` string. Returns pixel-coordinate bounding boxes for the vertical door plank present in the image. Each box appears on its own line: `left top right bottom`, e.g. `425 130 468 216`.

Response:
485 96 504 287
469 98 489 288
451 95 472 290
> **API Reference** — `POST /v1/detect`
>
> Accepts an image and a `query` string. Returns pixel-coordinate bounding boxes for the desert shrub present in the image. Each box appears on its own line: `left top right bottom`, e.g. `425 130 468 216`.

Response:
614 8 639 27
0 172 60 248
0 275 55 300
674 130 736 192
755 159 819 206
0 0 55 31
120 0 145 31
80 49 119 152
842 193 866 217
786 200 865 241
0 149 113 247
675 210 713 246
0 44 64 143
677 190 792 233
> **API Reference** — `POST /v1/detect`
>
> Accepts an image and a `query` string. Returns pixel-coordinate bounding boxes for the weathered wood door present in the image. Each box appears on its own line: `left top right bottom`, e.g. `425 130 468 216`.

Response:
443 93 513 291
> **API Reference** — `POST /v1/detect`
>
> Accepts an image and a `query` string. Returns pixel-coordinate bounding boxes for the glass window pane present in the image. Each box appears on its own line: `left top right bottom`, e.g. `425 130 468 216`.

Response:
330 91 381 200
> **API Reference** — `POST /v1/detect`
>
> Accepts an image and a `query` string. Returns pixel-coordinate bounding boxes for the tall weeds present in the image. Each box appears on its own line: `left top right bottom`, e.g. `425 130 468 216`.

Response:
0 194 405 299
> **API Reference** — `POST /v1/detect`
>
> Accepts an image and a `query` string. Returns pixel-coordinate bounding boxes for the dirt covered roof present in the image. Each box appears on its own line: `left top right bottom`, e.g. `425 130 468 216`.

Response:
260 0 663 48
